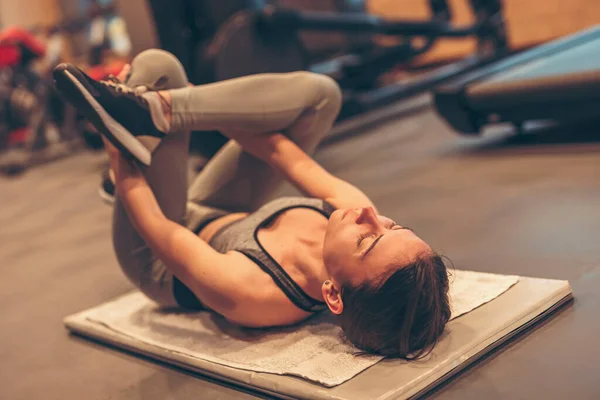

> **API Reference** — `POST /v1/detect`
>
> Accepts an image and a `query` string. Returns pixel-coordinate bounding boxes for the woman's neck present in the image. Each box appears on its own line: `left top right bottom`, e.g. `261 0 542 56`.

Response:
288 237 330 302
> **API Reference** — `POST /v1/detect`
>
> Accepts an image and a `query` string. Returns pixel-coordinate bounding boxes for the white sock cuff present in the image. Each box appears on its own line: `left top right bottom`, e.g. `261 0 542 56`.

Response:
142 92 171 134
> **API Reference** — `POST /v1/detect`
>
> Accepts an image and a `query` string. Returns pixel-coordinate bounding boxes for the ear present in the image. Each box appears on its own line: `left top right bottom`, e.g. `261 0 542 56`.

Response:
322 280 344 315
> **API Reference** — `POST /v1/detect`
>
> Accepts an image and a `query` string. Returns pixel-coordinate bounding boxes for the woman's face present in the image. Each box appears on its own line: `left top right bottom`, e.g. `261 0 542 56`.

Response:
323 207 431 287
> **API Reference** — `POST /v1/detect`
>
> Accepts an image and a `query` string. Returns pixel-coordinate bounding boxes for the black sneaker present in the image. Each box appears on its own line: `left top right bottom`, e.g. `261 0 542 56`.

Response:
52 63 164 166
99 168 115 205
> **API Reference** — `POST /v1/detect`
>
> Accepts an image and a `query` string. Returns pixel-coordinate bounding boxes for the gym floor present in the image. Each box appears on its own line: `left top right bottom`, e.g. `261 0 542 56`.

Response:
1 96 599 399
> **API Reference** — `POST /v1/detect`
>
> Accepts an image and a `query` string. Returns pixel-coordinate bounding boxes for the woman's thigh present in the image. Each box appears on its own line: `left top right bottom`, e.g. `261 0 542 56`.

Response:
186 72 342 212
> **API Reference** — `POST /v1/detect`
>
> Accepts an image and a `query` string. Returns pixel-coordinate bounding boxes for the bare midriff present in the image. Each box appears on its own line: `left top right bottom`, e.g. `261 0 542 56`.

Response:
197 212 249 243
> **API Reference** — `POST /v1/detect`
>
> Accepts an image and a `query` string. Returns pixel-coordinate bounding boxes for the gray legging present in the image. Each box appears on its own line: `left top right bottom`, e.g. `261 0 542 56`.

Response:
112 49 342 307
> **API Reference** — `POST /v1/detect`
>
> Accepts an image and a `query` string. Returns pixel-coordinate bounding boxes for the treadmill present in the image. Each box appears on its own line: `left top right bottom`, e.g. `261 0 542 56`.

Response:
434 25 600 135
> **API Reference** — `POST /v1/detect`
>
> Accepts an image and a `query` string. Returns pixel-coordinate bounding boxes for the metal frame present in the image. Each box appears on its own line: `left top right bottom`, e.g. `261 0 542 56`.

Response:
434 26 600 134
254 0 508 120
143 0 508 122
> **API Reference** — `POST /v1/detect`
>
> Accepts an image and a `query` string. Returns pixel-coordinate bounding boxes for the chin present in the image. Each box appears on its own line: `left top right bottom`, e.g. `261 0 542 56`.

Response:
325 214 337 233
329 208 344 220
324 222 343 250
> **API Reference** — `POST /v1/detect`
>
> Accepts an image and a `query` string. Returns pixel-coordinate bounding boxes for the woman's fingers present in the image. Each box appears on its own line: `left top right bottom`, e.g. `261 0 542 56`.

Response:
116 64 131 82
101 136 141 180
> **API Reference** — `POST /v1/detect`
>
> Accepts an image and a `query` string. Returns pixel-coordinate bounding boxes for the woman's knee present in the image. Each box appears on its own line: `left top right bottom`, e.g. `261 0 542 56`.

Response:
292 72 342 115
315 74 343 112
125 49 189 90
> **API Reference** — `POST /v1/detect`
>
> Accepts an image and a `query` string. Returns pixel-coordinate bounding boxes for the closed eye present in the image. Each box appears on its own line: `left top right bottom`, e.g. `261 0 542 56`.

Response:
358 226 407 248
357 232 376 247
394 225 413 232
361 226 415 257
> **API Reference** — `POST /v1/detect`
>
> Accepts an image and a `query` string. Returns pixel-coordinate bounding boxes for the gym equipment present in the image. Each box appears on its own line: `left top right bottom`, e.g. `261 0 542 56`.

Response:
146 0 508 121
434 25 600 135
145 0 368 81
65 272 571 399
0 3 135 175
0 27 82 175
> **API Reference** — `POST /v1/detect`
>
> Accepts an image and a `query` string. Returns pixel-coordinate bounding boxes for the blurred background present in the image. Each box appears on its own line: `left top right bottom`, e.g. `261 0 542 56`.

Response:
2 2 600 400
0 0 599 175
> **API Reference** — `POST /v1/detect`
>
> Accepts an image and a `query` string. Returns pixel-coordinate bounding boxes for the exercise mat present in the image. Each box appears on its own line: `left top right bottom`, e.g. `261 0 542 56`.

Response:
65 271 572 399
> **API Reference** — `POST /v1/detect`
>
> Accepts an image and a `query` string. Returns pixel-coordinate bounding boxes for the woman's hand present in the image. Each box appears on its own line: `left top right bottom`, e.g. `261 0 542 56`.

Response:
101 136 145 192
101 63 148 192
115 63 131 83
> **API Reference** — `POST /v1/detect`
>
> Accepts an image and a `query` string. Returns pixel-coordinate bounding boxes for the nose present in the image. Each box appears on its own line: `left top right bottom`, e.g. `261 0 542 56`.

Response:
355 207 379 226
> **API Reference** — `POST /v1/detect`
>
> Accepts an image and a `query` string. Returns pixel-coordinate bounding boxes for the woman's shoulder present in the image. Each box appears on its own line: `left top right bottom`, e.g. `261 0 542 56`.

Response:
223 252 315 327
262 196 336 213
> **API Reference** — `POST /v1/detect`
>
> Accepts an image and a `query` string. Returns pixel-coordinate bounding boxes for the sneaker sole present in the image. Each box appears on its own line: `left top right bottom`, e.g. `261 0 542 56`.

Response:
98 187 116 205
60 69 151 166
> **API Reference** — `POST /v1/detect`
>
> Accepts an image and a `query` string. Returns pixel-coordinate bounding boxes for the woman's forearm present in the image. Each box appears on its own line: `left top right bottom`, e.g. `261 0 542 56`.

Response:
230 132 377 211
115 175 199 270
238 132 340 200
116 175 167 235
102 135 173 245
326 178 378 213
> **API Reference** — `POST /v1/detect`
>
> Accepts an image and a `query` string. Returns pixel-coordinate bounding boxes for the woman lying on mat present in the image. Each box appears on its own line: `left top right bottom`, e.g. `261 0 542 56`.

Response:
53 49 450 359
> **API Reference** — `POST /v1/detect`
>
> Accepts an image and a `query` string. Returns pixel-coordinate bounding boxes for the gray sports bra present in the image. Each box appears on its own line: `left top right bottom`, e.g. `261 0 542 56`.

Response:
209 197 336 313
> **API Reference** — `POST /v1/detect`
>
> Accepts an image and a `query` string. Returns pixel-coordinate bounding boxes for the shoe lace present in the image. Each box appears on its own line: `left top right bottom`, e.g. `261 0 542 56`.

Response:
102 75 149 97
102 75 170 112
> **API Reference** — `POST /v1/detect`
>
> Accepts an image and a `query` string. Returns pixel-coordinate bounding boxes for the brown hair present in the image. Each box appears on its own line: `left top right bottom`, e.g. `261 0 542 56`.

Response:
338 252 451 359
